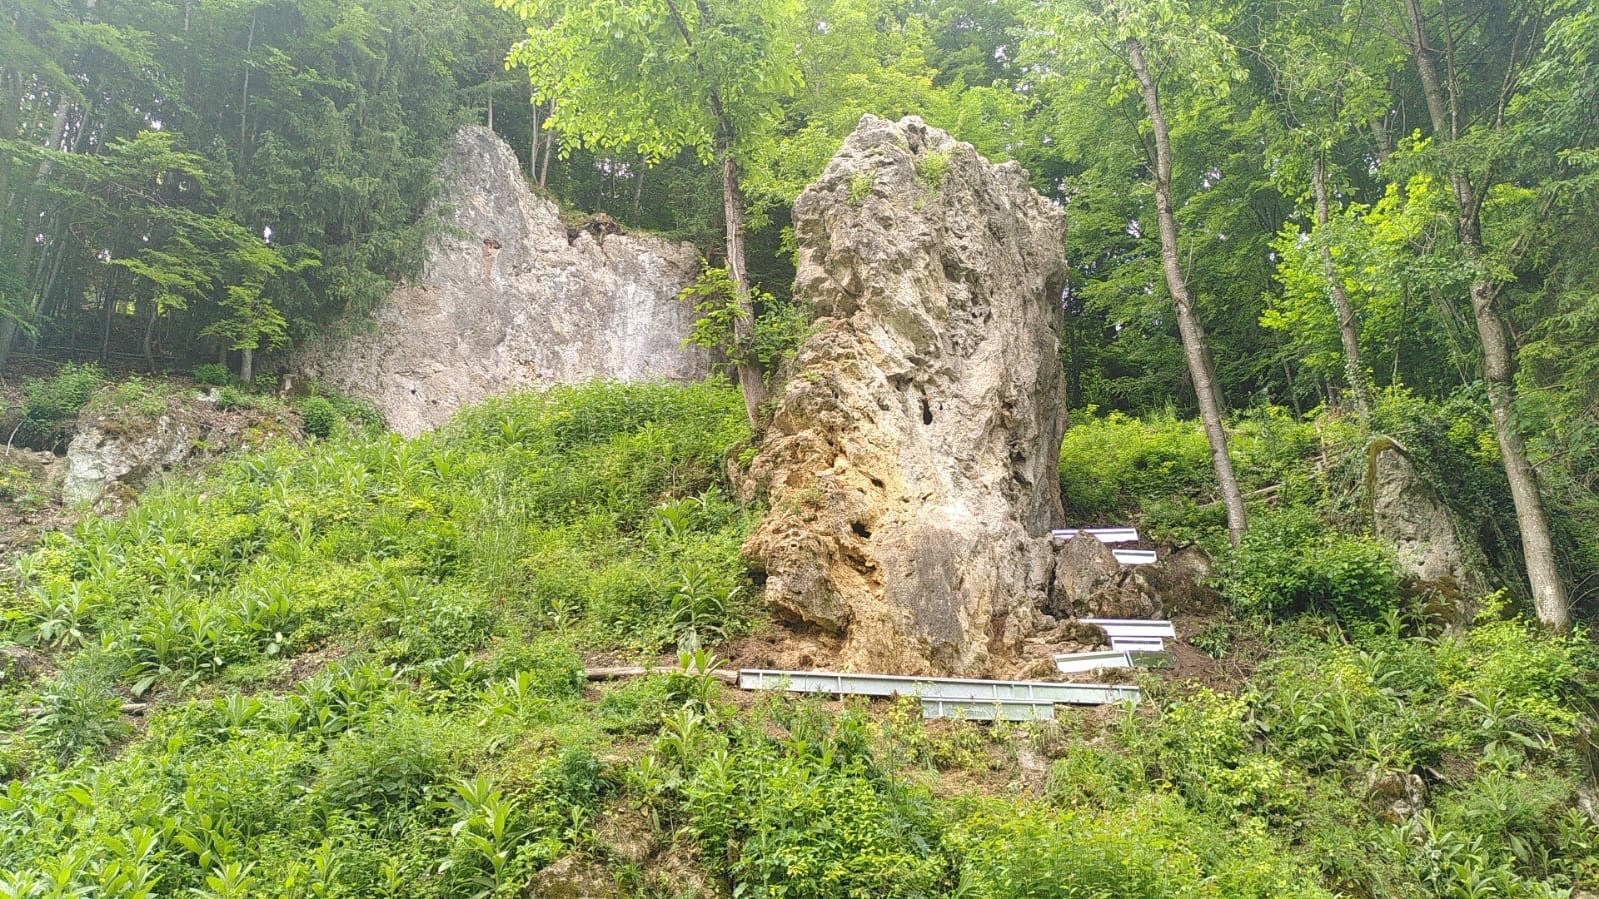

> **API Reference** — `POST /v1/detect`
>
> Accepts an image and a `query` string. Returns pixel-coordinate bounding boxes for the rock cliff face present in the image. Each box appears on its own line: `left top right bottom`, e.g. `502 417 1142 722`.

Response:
743 115 1069 676
293 127 709 437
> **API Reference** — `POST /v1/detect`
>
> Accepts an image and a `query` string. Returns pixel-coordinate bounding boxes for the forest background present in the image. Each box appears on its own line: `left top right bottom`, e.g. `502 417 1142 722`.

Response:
1 0 1596 616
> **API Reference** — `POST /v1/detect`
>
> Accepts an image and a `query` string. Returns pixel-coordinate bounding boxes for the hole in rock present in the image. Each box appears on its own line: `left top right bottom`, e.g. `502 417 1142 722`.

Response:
851 522 872 539
921 397 934 425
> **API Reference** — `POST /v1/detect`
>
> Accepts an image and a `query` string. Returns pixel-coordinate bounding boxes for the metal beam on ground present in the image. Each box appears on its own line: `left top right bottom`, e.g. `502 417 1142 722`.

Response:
1053 650 1134 674
921 698 1057 721
1050 527 1140 544
1080 618 1177 639
737 669 1141 706
1110 636 1169 654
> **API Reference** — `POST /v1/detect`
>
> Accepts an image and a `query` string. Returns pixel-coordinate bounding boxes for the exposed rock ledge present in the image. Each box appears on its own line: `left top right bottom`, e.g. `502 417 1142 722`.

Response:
743 115 1069 676
293 126 710 437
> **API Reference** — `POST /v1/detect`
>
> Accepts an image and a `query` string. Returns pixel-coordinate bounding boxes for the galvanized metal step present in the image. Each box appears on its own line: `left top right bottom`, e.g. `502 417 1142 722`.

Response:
1080 618 1177 640
1050 527 1141 544
1111 549 1158 565
1053 647 1170 670
921 698 1056 721
737 669 1141 706
1052 649 1135 674
1111 636 1169 654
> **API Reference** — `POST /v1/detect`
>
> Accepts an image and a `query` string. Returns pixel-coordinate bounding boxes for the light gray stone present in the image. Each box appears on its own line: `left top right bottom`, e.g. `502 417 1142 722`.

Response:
293 126 710 437
1370 442 1487 595
63 414 199 506
743 115 1068 676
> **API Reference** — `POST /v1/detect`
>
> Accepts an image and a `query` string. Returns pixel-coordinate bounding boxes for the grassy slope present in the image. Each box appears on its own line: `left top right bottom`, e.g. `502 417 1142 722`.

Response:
1 382 1595 898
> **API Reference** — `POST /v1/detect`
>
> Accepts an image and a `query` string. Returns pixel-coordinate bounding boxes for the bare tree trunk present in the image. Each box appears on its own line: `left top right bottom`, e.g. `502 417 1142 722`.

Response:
529 93 540 180
1403 0 1568 628
720 144 765 426
235 10 256 207
0 98 72 370
539 128 555 189
1126 36 1247 544
142 302 159 373
1312 154 1370 421
241 346 254 383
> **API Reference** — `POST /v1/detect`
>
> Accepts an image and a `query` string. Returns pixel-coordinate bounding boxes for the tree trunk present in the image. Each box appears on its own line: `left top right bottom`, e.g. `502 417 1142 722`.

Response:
1403 0 1568 628
1312 154 1370 421
142 302 159 373
236 10 256 205
529 94 540 180
241 346 254 383
719 144 765 426
0 98 72 370
1126 36 1247 544
539 128 555 189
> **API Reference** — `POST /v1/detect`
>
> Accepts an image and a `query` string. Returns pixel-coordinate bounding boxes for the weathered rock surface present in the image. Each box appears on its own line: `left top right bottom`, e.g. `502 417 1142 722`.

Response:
743 115 1068 676
62 391 298 508
1370 441 1487 596
292 126 709 437
1044 533 1162 622
63 414 200 506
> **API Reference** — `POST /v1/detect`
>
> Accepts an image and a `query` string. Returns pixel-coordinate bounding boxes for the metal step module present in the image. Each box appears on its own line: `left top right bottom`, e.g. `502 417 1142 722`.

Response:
736 669 1141 720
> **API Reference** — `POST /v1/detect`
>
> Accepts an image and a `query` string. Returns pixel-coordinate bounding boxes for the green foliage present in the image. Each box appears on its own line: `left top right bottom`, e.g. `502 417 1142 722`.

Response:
914 149 950 191
682 264 813 373
1058 408 1214 521
848 172 875 205
193 363 232 386
1218 507 1400 622
19 362 105 426
296 395 339 440
26 652 127 765
948 795 1330 899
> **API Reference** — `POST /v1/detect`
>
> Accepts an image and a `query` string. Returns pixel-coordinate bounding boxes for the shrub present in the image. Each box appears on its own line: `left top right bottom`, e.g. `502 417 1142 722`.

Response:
313 707 453 815
28 653 127 765
193 363 232 386
1219 507 1400 623
296 395 339 439
1058 409 1213 522
21 362 105 423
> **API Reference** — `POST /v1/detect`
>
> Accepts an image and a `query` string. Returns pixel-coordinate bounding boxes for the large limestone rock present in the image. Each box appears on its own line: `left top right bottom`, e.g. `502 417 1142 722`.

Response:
61 391 298 508
1370 440 1487 595
293 127 709 437
63 414 199 506
743 115 1068 676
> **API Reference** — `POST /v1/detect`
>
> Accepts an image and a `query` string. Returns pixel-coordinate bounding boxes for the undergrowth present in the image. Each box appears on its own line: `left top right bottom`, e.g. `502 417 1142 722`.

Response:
1 381 1594 897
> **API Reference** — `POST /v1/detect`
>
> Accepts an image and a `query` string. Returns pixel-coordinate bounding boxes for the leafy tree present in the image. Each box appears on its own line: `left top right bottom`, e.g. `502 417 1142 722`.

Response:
1026 0 1251 543
496 0 808 425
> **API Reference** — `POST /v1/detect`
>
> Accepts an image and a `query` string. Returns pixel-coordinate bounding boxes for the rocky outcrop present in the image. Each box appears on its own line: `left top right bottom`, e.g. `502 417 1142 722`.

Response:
1369 440 1487 596
1045 534 1162 622
742 115 1068 676
293 126 709 437
63 413 199 506
61 390 298 509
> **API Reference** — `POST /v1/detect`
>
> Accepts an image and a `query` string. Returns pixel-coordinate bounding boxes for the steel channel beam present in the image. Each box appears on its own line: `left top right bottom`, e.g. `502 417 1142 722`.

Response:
1111 549 1158 565
1053 650 1134 674
921 698 1056 721
1081 618 1177 639
1050 527 1140 544
737 669 1141 705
